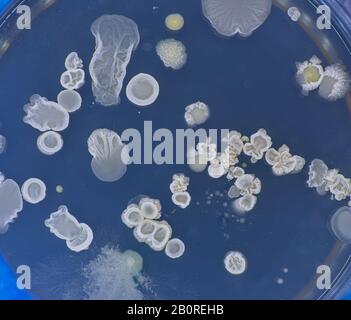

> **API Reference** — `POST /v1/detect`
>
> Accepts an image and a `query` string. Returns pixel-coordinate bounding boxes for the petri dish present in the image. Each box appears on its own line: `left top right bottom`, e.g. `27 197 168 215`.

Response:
0 0 351 300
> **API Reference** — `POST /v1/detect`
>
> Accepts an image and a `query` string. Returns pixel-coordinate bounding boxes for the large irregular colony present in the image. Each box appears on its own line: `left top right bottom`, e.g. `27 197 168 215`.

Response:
296 56 351 101
121 196 185 259
170 173 192 209
45 205 93 252
0 173 23 234
202 0 272 37
89 15 140 106
87 129 129 182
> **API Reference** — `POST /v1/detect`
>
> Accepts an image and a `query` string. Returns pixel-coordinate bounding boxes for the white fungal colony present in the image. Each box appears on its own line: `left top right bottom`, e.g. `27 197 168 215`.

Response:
172 192 192 209
60 52 85 90
318 64 351 101
126 73 160 107
265 145 305 176
165 238 185 259
170 174 191 209
37 131 64 156
60 69 85 90
202 0 272 37
0 176 23 234
287 7 301 22
87 129 129 182
65 52 83 71
156 39 187 70
0 134 6 154
121 197 185 257
57 90 82 113
23 95 69 132
21 178 46 204
83 246 147 300
296 56 324 95
307 159 351 201
89 15 140 106
184 101 210 127
243 129 272 163
45 205 93 252
228 172 261 213
224 251 247 275
330 207 351 244
170 174 190 193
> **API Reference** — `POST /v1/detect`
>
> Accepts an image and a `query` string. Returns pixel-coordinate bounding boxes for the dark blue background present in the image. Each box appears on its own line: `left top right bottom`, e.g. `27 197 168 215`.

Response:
0 0 351 299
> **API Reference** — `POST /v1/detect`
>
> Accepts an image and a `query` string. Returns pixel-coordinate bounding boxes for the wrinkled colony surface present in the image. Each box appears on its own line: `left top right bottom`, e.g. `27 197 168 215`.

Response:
65 52 83 71
243 129 272 163
45 205 93 252
265 145 305 176
165 13 185 32
224 251 247 275
126 73 160 107
89 15 140 106
318 64 351 101
156 39 187 70
37 131 64 156
21 178 46 204
0 178 23 234
0 134 6 154
23 95 69 132
60 69 85 90
202 0 272 37
57 90 82 113
184 101 210 127
165 238 185 259
330 207 351 244
87 129 129 182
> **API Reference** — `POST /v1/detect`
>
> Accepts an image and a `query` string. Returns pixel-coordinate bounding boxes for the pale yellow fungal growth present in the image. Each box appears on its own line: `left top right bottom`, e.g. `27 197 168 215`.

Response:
165 14 185 32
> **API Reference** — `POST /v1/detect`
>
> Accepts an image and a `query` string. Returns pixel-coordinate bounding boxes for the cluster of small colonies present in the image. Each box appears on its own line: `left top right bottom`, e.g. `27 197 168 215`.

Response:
265 145 305 176
24 52 84 156
121 196 185 259
170 174 191 209
296 56 351 101
156 39 187 70
228 169 262 214
60 52 85 90
184 101 210 127
45 205 93 252
89 15 140 106
0 173 23 234
87 129 129 182
307 159 351 201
